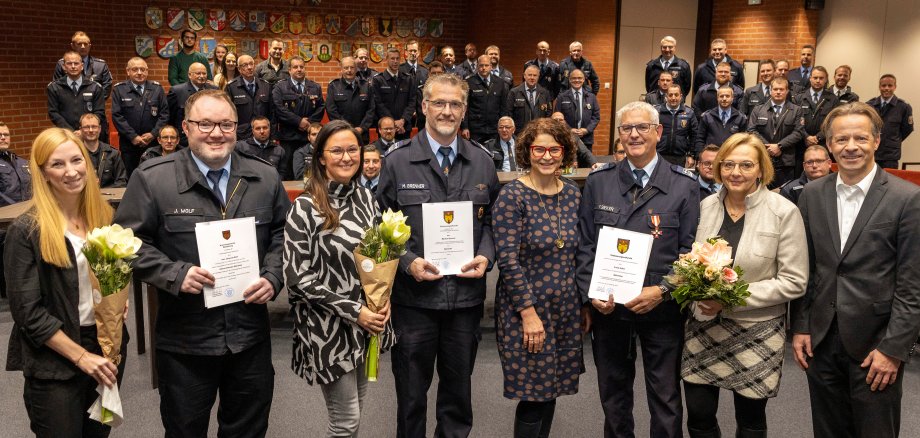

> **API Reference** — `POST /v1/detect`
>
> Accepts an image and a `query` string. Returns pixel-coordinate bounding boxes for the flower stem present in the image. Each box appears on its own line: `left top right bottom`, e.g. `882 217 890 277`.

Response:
366 335 380 382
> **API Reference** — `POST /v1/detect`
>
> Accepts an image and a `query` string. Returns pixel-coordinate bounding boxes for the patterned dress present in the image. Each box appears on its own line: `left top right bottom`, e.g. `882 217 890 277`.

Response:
493 179 585 401
284 181 395 385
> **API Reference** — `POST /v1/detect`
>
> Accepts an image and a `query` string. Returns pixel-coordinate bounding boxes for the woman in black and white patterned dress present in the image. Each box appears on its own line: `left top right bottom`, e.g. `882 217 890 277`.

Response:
283 120 394 437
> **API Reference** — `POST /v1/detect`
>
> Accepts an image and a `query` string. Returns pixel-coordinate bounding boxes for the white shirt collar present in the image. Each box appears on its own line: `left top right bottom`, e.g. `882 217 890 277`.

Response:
836 164 877 194
628 154 659 182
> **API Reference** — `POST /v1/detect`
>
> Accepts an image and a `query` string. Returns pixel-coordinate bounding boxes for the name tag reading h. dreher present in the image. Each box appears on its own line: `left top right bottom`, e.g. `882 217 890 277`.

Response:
588 226 654 304
422 201 475 276
195 217 261 308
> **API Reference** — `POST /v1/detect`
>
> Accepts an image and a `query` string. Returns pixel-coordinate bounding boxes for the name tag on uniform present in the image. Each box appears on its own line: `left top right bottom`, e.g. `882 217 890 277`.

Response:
472 89 485 94
399 183 428 190
171 208 201 214
121 98 133 102
597 204 618 213
233 94 247 99
758 117 769 121
82 93 94 97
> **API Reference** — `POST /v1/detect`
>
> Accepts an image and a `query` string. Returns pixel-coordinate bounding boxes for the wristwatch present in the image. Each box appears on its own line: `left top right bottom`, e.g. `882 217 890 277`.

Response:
658 283 672 302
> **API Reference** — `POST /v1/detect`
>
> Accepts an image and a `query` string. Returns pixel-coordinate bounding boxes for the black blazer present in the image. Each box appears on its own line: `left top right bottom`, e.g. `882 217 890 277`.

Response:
792 170 920 362
5 212 85 379
506 83 553 135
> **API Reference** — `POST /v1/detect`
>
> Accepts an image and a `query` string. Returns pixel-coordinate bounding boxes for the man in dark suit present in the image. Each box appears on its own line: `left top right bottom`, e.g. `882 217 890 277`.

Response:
831 65 860 104
657 85 699 166
115 89 290 438
326 56 376 145
524 41 562 99
111 57 169 178
696 87 747 154
372 48 417 141
692 62 743 117
376 73 499 438
167 62 218 148
53 31 113 98
507 65 553 135
644 36 692 96
462 55 509 144
786 45 815 95
577 101 700 438
455 43 478 79
795 66 839 175
867 74 913 169
555 69 601 149
227 55 272 141
746 77 805 188
740 60 775 117
354 48 379 82
792 102 920 438
270 56 325 180
483 117 518 171
645 71 673 107
693 39 745 93
695 144 721 199
485 45 514 87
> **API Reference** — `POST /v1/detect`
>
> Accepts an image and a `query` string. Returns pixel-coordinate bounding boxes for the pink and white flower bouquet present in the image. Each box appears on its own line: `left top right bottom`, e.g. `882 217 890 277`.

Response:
665 237 750 320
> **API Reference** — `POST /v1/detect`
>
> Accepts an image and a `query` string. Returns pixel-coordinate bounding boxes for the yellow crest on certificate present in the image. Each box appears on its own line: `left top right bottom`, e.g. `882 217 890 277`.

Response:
617 238 630 254
222 230 231 240
443 211 454 224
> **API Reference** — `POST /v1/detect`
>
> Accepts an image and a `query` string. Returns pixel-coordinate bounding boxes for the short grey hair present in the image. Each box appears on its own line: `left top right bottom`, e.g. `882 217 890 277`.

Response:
660 36 677 45
422 73 470 105
615 101 659 128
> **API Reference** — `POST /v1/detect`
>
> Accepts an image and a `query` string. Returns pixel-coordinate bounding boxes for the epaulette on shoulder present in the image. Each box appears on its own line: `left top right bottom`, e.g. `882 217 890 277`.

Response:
94 57 106 63
590 161 616 173
384 139 411 157
115 81 128 87
469 140 494 158
671 164 697 179
236 149 273 167
150 80 160 86
138 153 175 171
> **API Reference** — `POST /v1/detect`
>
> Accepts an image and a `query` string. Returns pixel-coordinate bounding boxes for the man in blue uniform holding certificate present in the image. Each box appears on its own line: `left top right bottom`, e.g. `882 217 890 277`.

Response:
576 101 700 438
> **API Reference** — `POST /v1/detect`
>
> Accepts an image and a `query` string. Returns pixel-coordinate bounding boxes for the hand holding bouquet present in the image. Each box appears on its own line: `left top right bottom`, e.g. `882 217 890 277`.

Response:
665 237 750 321
81 224 142 426
354 209 410 381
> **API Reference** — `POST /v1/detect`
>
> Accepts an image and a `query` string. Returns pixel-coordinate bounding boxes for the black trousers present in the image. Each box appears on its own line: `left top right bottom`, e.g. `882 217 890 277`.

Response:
156 340 274 438
278 140 303 181
391 303 482 438
120 144 144 180
683 381 768 432
806 327 903 438
590 313 684 438
23 326 128 438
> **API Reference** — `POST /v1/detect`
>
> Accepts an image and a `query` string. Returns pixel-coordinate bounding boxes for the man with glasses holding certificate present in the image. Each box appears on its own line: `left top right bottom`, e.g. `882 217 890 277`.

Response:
115 89 290 438
377 73 500 438
576 101 699 438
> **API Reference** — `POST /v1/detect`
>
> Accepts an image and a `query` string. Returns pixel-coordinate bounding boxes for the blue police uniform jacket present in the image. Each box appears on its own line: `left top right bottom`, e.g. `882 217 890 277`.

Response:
111 80 169 149
576 156 700 321
375 129 500 310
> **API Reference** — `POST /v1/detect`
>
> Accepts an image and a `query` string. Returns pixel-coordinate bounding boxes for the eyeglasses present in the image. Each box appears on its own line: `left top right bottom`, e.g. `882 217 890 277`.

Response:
618 123 658 135
804 159 830 166
699 161 714 168
426 100 465 111
530 145 564 158
720 161 758 173
80 125 100 130
188 120 238 133
326 146 361 158
159 135 178 141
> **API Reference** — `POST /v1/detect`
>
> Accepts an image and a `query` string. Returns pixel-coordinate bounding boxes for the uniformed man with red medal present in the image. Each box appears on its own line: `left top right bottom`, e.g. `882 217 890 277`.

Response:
576 101 700 438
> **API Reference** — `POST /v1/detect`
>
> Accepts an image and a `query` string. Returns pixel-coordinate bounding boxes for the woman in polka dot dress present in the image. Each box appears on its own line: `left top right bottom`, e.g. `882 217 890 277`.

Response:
492 118 589 438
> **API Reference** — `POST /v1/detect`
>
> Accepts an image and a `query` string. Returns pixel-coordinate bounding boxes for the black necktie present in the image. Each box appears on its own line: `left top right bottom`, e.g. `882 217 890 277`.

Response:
576 91 583 128
365 179 373 189
248 82 256 97
438 146 452 176
135 85 144 95
296 82 303 94
506 142 516 171
527 88 535 107
71 81 79 94
206 170 224 207
709 183 717 194
633 169 646 188
773 105 782 120
663 60 670 70
722 111 729 125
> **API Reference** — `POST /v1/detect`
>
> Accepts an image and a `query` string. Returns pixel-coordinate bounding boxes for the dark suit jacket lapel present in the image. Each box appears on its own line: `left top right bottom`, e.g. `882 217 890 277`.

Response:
820 176 842 257
841 170 888 259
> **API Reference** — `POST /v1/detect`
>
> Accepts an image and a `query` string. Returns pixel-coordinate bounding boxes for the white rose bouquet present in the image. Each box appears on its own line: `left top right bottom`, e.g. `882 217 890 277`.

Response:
354 209 410 381
665 237 750 321
81 224 142 426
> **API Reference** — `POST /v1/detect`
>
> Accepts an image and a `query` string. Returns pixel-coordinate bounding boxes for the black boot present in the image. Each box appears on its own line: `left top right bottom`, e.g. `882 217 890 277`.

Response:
688 425 722 438
736 426 767 438
537 402 556 438
514 418 543 438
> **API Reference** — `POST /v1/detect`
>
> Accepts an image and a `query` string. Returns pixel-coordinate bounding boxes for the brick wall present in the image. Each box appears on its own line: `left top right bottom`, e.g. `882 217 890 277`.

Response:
467 0 618 153
0 0 468 155
710 0 819 66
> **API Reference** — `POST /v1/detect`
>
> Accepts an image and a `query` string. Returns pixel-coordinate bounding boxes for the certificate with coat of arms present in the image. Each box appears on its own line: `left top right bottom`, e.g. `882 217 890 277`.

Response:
195 217 260 308
422 201 474 276
588 226 653 303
